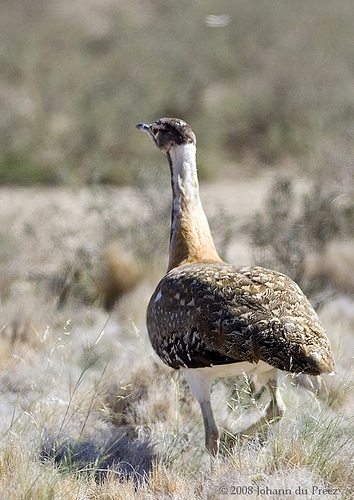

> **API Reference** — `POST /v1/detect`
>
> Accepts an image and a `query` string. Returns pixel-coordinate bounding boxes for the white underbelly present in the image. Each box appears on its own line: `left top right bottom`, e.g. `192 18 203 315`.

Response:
181 360 275 404
190 360 273 378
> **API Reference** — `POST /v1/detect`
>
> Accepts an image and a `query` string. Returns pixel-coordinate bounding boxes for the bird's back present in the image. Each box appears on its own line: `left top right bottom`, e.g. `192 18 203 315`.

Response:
147 261 334 376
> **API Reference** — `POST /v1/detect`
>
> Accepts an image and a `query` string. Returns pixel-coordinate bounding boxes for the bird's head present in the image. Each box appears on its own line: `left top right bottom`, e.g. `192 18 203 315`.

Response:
136 118 196 154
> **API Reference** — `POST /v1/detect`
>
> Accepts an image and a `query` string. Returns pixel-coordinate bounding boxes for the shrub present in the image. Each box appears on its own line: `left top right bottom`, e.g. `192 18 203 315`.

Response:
248 176 354 303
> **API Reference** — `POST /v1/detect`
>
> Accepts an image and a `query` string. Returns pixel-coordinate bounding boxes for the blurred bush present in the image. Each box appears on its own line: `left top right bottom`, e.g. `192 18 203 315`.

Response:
248 176 354 305
0 0 353 185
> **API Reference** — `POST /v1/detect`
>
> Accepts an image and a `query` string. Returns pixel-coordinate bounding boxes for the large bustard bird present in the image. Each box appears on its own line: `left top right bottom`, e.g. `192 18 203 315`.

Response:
137 118 335 456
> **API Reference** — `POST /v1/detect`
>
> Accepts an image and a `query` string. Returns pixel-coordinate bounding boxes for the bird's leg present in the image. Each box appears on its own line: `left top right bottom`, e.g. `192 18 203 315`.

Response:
182 369 220 456
264 378 286 423
239 378 285 437
200 400 220 457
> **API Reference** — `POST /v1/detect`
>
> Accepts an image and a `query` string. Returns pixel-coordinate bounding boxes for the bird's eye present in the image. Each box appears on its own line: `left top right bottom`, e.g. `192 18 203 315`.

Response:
151 125 158 136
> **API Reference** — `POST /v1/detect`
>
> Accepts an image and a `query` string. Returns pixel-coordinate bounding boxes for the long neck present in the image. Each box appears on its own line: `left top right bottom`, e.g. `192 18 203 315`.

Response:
166 143 222 271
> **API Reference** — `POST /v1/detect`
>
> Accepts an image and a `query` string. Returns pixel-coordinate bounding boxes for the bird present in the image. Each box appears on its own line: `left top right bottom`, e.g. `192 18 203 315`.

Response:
136 118 335 457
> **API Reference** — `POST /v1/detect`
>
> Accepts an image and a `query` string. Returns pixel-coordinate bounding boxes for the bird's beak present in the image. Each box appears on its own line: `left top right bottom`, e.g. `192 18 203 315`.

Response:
136 123 152 134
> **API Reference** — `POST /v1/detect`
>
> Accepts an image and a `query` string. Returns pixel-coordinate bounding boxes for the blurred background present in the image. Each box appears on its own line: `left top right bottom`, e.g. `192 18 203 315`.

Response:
1 0 353 185
1 0 353 306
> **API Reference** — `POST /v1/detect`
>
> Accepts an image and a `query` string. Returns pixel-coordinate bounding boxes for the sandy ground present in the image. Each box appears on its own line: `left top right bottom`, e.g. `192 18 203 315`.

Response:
0 171 280 273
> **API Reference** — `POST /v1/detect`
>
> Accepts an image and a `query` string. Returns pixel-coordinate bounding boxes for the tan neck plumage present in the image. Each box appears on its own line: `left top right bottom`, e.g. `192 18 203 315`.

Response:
166 142 222 272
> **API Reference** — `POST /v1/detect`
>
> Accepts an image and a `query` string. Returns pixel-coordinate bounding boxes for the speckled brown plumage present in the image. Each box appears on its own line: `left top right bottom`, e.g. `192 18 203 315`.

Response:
137 117 335 456
147 261 334 375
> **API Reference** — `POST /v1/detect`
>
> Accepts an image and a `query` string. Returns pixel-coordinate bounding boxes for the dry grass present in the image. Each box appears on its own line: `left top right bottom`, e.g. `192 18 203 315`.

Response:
0 177 353 499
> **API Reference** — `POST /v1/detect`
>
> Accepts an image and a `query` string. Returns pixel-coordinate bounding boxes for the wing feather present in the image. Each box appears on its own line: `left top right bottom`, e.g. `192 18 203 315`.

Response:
147 262 334 375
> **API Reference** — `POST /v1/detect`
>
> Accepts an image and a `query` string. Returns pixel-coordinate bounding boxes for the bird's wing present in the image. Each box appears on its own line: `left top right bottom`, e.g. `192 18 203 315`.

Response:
147 262 334 374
